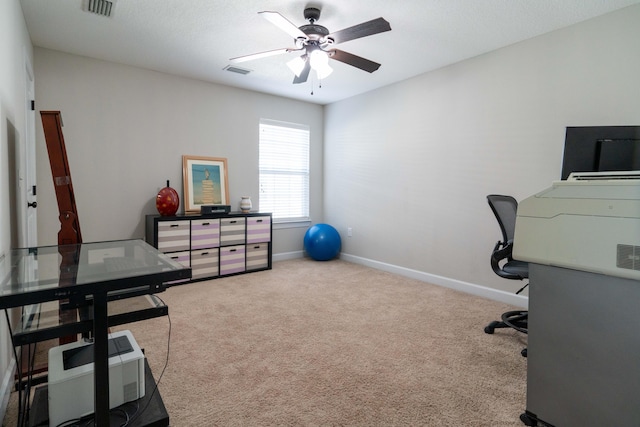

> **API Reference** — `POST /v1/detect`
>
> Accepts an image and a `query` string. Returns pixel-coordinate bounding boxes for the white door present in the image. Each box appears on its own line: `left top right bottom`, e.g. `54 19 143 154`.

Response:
21 58 39 323
23 58 37 247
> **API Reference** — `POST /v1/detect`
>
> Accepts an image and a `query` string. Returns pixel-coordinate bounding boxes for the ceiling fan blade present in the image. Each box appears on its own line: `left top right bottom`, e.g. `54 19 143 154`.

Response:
259 11 308 40
327 17 391 44
293 60 311 84
328 49 381 73
230 48 295 63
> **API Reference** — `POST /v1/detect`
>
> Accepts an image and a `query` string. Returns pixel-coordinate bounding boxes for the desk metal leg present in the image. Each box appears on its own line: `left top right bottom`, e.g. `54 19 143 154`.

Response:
93 291 109 426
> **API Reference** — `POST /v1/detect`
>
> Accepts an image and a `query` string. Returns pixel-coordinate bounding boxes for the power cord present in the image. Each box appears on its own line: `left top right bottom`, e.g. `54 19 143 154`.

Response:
124 294 171 426
6 304 45 427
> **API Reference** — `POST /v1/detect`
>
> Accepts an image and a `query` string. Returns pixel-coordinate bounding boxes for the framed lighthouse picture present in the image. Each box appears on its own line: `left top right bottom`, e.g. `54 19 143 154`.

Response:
182 155 229 213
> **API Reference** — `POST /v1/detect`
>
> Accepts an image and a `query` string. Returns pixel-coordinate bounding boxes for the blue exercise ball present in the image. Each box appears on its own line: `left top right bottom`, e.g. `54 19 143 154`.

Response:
304 223 342 261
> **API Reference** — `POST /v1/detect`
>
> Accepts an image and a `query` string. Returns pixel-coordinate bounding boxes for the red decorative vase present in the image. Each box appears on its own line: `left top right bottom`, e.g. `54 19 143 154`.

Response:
156 180 179 216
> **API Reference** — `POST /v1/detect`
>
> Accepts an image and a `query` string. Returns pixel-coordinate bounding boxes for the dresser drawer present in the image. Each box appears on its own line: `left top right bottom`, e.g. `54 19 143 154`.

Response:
157 220 190 252
191 218 220 249
246 216 271 244
191 248 219 279
164 250 190 284
220 218 246 246
220 245 246 275
246 243 270 271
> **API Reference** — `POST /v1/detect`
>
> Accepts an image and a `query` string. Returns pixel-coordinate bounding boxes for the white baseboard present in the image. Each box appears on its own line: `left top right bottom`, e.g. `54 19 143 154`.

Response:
273 250 305 262
338 253 528 308
272 251 528 308
0 357 16 422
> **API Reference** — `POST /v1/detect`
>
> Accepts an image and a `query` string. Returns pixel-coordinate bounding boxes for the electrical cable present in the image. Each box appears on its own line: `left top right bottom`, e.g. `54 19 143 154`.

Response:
125 294 171 426
24 307 43 427
8 303 45 427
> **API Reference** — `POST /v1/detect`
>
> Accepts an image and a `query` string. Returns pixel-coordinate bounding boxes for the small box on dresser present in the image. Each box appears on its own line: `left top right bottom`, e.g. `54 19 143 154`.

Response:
156 220 190 252
220 245 246 275
220 217 246 246
191 218 220 249
155 219 190 284
191 248 219 279
145 212 272 283
246 215 271 271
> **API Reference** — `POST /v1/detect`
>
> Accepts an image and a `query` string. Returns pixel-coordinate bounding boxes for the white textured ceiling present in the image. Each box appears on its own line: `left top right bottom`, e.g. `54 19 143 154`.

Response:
20 0 640 105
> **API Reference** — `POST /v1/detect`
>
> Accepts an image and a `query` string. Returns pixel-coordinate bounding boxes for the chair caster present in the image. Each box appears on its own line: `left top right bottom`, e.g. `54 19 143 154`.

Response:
484 321 499 334
521 348 527 358
520 412 537 426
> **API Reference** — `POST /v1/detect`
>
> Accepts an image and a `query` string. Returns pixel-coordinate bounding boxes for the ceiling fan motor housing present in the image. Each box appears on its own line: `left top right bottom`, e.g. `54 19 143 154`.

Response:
303 7 321 23
299 7 330 42
299 24 329 40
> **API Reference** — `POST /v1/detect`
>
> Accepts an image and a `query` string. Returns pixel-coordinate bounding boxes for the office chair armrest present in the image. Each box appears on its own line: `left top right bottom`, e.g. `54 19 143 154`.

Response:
491 240 511 257
490 241 522 280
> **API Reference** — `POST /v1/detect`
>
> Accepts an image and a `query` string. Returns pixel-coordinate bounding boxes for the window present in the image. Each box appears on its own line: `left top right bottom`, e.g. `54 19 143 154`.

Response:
259 119 310 223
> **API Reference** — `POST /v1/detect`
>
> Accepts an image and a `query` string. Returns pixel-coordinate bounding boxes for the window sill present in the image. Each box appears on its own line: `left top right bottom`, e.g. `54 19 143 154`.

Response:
272 219 311 230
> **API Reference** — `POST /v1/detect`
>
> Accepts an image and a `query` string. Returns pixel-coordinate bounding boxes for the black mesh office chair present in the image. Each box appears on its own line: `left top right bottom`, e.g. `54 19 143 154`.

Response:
484 195 528 355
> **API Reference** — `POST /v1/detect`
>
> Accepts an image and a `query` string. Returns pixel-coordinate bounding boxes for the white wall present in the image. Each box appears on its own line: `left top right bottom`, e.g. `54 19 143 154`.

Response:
324 5 640 299
33 49 324 254
0 0 34 419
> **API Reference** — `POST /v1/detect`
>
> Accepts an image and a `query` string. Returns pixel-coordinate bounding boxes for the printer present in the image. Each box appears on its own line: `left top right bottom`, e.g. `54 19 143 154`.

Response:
513 171 640 280
48 330 145 426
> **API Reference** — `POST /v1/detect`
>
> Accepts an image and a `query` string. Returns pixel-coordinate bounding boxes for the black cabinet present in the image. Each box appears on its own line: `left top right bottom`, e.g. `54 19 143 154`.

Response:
145 213 272 282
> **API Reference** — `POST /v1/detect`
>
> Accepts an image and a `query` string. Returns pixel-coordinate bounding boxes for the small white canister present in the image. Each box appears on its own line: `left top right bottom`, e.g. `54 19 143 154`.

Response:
240 196 252 213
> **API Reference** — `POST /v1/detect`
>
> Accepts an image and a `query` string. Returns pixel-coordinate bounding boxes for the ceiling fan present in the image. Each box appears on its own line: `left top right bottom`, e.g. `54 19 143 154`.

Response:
230 7 391 84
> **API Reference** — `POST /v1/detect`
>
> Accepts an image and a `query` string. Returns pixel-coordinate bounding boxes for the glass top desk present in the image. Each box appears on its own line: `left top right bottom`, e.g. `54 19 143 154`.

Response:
0 239 191 427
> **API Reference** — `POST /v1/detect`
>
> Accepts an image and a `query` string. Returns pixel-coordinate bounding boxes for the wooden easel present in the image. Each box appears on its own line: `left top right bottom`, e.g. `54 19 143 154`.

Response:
41 111 82 246
41 111 82 345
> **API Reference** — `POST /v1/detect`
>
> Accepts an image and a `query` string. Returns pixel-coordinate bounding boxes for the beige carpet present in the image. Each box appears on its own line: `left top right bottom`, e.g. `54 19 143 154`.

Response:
3 258 528 426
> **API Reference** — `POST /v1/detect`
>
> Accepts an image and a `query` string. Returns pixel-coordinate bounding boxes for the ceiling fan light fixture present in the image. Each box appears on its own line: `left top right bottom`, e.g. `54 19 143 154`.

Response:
315 62 333 80
309 49 333 79
309 49 328 69
287 56 306 77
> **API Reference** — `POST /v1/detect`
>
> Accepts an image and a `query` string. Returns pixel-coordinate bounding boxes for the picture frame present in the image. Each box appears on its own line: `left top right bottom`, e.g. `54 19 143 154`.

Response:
182 155 229 213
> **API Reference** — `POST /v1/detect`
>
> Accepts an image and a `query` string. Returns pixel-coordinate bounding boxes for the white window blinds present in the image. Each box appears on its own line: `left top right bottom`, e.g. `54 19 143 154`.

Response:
259 119 310 222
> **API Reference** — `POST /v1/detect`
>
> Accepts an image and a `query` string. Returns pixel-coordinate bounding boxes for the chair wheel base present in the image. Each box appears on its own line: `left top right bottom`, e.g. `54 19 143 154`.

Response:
520 412 537 426
484 311 528 335
484 321 499 334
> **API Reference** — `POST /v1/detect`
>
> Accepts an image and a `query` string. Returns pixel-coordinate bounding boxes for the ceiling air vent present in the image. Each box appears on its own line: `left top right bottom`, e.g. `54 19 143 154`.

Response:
84 0 115 17
224 65 251 75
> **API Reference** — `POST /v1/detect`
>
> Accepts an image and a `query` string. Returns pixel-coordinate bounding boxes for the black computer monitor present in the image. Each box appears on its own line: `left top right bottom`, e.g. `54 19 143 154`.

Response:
561 126 640 179
598 139 640 171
